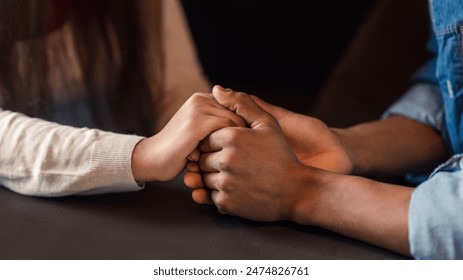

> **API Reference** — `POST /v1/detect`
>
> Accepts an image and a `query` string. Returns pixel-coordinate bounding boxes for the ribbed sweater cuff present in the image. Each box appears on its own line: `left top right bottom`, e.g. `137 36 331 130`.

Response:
89 133 145 192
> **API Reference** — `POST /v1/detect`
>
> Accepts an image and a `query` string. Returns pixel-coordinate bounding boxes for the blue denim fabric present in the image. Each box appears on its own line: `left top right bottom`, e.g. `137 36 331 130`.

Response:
409 154 463 259
383 0 463 259
413 29 439 86
383 83 444 133
430 0 463 155
383 83 445 185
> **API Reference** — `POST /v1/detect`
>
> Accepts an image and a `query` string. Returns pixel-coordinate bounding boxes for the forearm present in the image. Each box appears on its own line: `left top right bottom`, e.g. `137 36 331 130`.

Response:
156 0 211 132
287 166 413 256
332 116 448 177
0 109 143 196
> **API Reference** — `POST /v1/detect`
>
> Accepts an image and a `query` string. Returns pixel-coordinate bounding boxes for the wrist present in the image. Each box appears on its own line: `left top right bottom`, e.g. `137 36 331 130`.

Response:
284 166 358 228
330 127 358 175
131 138 153 182
281 164 324 225
131 134 188 182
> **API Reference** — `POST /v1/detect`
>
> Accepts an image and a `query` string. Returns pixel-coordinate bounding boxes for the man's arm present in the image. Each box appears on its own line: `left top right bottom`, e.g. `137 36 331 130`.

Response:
193 86 413 256
185 84 449 190
288 167 413 255
250 92 449 178
333 115 448 177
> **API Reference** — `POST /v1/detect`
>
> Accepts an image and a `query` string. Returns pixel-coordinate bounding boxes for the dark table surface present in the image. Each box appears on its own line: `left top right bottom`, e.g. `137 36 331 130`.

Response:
0 177 406 260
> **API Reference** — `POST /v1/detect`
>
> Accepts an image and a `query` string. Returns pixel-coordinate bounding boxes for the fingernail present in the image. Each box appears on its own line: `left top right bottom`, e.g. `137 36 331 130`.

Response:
215 85 231 92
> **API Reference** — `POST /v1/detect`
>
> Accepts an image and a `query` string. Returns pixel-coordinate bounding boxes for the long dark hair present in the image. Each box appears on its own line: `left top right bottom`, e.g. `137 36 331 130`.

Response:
0 0 163 136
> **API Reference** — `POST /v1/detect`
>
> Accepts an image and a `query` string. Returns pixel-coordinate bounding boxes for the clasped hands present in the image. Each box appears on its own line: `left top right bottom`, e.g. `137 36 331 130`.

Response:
184 85 355 222
133 85 353 222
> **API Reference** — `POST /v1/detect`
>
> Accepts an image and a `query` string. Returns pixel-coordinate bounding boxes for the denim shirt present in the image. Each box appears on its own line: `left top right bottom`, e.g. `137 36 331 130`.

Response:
384 0 463 259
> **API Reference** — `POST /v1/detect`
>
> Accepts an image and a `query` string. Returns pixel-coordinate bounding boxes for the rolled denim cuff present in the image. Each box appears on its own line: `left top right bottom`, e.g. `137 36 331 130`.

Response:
382 83 444 133
409 154 463 259
383 83 445 185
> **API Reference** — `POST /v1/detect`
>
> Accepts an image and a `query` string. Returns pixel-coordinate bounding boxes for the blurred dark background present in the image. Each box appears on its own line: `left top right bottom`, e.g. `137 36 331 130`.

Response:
181 0 430 127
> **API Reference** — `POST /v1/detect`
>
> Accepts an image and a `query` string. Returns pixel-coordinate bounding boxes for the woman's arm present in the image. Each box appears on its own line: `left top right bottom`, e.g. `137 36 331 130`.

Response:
141 0 211 131
0 108 144 196
0 92 244 196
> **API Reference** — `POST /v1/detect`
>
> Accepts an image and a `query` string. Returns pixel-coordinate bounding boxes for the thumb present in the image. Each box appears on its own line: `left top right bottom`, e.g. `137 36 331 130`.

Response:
212 85 277 129
251 95 288 120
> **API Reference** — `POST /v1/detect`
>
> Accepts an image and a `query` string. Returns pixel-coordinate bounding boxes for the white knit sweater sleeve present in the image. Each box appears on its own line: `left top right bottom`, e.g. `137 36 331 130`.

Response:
0 109 144 197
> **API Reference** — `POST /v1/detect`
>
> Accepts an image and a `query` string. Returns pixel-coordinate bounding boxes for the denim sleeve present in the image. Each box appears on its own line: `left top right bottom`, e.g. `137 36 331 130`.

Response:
413 31 438 86
382 30 443 132
409 154 463 259
382 82 444 133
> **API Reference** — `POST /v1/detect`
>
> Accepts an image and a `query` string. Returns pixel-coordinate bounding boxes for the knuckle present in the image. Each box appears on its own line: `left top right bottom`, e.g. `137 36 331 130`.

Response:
230 114 246 127
224 128 240 143
190 96 201 105
214 194 230 212
217 174 233 192
234 91 249 104
261 114 278 127
213 152 233 172
223 117 243 129
235 91 248 99
223 150 236 166
189 92 206 105
218 117 235 129
217 156 232 172
202 172 213 186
